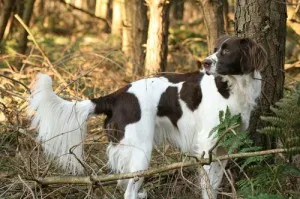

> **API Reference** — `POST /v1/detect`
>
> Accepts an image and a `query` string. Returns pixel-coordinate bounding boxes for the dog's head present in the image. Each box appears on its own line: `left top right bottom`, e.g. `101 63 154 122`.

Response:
202 35 267 76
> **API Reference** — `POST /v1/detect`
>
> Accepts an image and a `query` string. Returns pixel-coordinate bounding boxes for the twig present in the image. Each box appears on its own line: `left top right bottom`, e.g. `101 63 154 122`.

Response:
33 147 300 185
18 175 36 199
0 73 31 93
0 87 27 101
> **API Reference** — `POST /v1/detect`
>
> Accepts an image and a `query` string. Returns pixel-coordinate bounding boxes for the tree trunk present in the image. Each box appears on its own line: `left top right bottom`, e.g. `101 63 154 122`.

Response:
95 0 109 18
223 0 230 33
18 0 35 55
200 0 225 54
144 0 170 75
0 0 16 42
235 0 287 148
171 0 184 21
122 0 148 76
16 0 24 19
95 0 111 32
111 0 123 36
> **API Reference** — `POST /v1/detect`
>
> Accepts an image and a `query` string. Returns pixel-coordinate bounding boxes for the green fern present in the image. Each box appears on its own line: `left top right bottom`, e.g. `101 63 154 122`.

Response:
210 107 263 157
259 83 300 154
237 84 300 198
211 84 300 198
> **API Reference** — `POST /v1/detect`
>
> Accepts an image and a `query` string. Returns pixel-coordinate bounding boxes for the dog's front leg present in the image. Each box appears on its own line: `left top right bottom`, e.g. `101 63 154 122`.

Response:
199 146 228 199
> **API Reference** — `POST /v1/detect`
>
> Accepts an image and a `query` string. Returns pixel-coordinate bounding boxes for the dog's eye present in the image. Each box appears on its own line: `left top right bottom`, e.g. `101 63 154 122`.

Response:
222 49 230 55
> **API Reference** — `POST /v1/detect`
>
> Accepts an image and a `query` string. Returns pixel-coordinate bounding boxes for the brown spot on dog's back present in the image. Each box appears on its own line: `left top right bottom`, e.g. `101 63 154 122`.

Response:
180 73 204 111
157 87 182 127
160 71 202 83
215 76 230 99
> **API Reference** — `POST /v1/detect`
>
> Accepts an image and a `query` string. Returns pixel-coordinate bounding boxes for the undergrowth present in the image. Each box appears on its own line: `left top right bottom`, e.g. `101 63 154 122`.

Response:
211 84 300 199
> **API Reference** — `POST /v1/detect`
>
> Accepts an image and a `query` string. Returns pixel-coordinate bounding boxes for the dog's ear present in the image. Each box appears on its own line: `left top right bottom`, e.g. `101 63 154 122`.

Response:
239 38 267 73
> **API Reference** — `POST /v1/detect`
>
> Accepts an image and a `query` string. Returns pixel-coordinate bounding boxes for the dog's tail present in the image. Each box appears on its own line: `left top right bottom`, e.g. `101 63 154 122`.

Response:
28 74 110 174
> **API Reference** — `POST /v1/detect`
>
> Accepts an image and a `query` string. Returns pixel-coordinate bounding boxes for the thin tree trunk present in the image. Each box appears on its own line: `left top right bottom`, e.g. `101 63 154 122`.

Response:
171 0 184 21
95 0 109 18
37 0 44 16
18 0 35 55
200 0 225 54
111 0 123 36
95 0 111 32
122 0 148 76
144 0 170 75
235 0 287 148
0 0 16 42
16 0 24 20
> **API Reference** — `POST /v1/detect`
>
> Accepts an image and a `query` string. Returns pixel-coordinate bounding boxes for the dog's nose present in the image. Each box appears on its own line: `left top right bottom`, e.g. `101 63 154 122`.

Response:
202 59 212 70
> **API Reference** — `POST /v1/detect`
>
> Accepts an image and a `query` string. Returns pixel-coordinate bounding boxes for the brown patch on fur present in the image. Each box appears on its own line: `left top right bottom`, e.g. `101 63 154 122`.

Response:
180 73 204 111
91 84 141 142
160 71 202 83
157 87 182 127
215 76 230 99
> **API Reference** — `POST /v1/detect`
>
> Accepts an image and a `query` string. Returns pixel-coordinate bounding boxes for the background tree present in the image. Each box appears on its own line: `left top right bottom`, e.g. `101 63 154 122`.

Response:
199 0 225 53
18 0 36 55
0 0 16 42
122 0 148 76
223 0 230 33
235 0 287 147
111 0 123 36
144 0 170 75
95 0 111 32
171 0 184 21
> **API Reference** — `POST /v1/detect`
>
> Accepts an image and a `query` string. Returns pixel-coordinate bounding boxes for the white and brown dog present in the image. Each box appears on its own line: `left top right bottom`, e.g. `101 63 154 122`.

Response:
28 35 266 199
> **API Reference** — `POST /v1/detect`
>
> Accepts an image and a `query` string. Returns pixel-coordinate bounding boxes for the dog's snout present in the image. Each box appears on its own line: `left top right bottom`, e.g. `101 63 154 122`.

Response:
202 59 212 69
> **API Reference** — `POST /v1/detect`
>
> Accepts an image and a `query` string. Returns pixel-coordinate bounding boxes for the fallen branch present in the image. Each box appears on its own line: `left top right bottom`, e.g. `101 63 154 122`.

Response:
34 147 300 185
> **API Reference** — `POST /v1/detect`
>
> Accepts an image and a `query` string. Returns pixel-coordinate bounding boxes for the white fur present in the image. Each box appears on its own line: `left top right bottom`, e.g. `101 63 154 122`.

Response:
28 74 95 174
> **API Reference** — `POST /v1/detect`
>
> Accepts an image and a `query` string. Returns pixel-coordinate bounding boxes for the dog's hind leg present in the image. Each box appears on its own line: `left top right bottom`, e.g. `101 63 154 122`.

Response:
123 116 154 199
107 113 155 199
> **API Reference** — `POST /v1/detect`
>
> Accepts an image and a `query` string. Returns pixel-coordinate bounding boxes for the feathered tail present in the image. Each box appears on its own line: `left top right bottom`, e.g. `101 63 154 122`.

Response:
28 74 96 174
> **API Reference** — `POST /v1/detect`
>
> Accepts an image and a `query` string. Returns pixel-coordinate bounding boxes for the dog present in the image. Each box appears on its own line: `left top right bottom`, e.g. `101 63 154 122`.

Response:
28 35 266 199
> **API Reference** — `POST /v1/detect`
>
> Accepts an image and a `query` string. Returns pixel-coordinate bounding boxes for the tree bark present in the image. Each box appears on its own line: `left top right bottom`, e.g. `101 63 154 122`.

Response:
223 0 230 33
18 0 36 55
0 0 16 42
111 0 123 36
200 0 225 54
235 0 287 148
144 0 170 75
122 0 148 76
